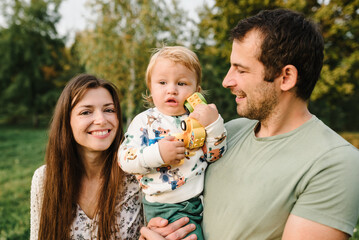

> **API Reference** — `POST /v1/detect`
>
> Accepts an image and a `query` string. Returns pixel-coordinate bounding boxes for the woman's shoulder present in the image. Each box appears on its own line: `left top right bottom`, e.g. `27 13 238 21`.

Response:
32 165 46 184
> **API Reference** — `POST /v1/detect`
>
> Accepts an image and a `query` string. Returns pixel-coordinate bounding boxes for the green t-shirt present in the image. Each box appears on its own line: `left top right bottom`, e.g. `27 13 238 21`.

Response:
203 116 359 240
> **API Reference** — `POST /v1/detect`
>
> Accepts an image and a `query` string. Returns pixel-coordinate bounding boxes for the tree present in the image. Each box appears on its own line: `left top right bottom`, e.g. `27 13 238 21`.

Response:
196 0 359 131
0 0 66 126
76 0 193 126
309 0 359 131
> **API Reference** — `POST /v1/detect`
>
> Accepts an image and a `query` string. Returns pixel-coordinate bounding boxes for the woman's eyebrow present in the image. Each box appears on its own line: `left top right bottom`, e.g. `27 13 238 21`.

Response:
77 102 114 108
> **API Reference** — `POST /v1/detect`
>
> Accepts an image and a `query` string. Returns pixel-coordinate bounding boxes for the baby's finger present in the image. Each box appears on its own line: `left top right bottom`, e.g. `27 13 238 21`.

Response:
163 136 176 141
189 112 200 120
176 153 185 160
173 140 185 148
207 103 218 111
176 145 185 153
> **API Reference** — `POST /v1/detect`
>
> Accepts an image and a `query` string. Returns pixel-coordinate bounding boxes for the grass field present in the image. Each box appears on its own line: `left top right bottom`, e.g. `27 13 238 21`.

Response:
0 126 358 239
0 126 46 239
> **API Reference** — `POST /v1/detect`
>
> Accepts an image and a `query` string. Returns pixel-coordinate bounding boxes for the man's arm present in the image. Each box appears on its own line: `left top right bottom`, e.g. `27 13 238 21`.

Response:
282 214 349 240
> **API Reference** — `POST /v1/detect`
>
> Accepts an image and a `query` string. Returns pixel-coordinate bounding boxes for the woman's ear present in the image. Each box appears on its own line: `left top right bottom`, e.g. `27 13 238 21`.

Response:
279 65 298 92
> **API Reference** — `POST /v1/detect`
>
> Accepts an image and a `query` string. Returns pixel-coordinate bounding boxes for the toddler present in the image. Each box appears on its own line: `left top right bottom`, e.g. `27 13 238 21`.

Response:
118 46 227 239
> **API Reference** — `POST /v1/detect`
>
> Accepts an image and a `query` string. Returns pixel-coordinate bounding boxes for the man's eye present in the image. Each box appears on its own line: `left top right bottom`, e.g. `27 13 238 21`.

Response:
237 68 246 74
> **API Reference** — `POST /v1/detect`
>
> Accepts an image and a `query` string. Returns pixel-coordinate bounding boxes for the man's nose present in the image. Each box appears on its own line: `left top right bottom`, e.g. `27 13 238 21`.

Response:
223 68 236 88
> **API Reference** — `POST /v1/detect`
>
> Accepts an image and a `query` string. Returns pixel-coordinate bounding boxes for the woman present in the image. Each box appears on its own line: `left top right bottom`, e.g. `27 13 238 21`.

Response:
30 73 196 240
30 74 142 239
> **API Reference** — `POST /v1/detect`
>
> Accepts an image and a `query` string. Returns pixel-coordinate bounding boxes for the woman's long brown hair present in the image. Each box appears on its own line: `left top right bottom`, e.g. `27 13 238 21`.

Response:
38 74 125 239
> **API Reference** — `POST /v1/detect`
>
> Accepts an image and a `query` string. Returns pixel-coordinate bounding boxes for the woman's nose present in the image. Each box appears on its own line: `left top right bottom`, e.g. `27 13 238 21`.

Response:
94 111 106 125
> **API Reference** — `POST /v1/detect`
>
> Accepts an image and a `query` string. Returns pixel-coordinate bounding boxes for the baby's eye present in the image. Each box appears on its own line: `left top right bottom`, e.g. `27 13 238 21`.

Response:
178 82 187 86
159 81 166 85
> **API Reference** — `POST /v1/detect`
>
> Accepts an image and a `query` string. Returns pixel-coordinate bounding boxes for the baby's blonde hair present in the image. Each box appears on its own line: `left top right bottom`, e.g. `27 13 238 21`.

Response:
144 46 202 101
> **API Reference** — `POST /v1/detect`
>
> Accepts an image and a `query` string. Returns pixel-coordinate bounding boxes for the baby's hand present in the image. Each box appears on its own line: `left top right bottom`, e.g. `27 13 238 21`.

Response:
189 103 219 127
158 136 185 165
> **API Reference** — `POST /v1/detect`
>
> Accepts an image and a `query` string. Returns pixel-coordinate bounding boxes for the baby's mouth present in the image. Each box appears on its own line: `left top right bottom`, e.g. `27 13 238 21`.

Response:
166 98 177 103
166 98 179 106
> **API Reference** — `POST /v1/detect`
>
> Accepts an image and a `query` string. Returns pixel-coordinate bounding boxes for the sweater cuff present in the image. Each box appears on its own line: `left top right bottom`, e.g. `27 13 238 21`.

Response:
205 115 226 138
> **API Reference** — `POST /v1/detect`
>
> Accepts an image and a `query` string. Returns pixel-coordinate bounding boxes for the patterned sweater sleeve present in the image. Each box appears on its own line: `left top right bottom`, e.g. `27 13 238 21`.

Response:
118 174 144 239
119 112 164 174
202 114 227 162
30 165 46 240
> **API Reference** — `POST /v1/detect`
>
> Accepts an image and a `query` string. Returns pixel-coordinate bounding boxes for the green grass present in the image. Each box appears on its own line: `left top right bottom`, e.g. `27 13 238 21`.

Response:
0 126 47 239
0 126 358 239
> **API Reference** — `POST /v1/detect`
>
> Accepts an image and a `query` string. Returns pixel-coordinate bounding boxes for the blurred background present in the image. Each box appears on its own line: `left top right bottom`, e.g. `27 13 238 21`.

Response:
0 0 358 239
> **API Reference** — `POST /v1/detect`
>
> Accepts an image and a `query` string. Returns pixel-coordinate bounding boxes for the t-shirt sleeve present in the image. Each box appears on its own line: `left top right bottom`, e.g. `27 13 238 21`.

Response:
291 145 359 236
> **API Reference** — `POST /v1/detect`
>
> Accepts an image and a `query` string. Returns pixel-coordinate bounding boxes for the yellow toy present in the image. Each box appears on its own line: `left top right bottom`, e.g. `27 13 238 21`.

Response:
184 92 207 113
173 93 207 166
175 118 206 149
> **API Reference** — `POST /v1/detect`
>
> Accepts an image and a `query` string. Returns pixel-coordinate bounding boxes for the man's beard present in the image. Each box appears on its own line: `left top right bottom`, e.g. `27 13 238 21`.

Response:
236 85 278 122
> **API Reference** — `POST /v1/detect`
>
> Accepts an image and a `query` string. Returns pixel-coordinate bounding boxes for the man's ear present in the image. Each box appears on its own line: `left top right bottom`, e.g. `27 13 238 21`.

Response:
279 65 298 91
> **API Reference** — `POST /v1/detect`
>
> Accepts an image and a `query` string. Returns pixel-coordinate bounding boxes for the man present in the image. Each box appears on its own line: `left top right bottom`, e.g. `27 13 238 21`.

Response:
202 9 359 240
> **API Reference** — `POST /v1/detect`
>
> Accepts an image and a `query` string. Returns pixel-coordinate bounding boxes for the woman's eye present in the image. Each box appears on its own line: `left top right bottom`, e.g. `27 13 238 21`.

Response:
105 108 116 113
80 110 91 115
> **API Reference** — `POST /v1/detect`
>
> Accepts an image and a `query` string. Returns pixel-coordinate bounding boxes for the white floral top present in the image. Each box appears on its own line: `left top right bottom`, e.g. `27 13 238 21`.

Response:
30 165 143 240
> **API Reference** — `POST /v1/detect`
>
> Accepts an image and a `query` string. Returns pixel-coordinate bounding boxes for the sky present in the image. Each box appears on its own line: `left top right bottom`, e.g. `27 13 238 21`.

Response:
57 0 214 45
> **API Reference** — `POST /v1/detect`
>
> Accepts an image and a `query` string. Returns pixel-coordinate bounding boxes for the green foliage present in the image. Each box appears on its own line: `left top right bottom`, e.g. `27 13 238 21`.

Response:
75 0 193 126
310 0 359 131
0 0 68 127
196 0 359 130
0 126 46 239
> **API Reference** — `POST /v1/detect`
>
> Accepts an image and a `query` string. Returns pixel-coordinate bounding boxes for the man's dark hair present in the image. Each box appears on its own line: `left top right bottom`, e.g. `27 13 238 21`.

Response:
230 9 324 100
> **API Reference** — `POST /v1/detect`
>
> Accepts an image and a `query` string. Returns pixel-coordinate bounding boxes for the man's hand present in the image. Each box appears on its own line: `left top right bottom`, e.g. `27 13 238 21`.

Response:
189 103 219 127
139 217 197 240
158 136 185 165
